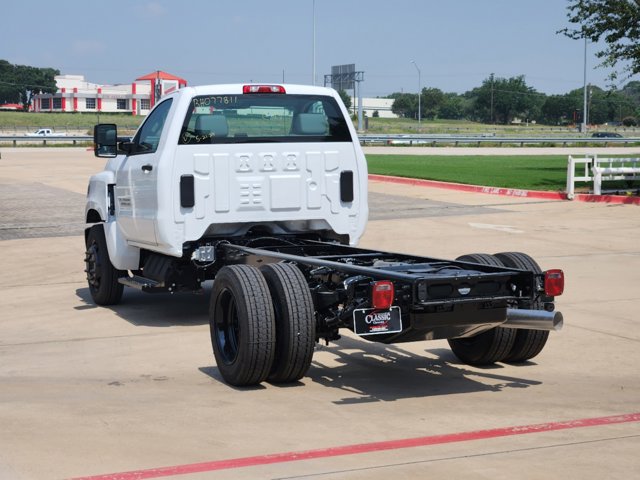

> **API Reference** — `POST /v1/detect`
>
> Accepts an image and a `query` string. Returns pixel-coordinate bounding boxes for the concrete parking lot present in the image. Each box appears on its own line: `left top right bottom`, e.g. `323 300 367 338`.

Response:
0 148 638 479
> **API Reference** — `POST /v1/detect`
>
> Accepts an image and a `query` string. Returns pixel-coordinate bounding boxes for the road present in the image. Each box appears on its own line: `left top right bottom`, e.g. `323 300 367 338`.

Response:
0 148 638 480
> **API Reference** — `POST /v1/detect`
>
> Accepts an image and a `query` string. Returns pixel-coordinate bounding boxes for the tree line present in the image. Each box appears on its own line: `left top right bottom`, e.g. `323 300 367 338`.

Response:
0 60 59 110
389 75 640 126
389 0 640 127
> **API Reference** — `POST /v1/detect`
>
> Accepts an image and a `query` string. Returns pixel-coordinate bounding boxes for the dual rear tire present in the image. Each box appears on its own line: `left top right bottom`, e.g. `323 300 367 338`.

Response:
448 252 550 366
209 263 315 387
494 252 550 363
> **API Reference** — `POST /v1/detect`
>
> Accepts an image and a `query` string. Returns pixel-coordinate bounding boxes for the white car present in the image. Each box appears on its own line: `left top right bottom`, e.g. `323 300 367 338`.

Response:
25 128 67 137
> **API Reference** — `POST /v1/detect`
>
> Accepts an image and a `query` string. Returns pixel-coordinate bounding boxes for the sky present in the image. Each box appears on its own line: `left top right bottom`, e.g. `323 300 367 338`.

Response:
0 0 626 97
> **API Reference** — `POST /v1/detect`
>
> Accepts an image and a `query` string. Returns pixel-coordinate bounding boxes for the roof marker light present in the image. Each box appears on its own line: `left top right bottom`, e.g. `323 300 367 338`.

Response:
243 85 286 94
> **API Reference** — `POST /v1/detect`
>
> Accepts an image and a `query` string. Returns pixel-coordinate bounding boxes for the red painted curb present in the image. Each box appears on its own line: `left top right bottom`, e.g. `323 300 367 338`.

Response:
570 192 640 205
69 412 640 480
368 174 640 205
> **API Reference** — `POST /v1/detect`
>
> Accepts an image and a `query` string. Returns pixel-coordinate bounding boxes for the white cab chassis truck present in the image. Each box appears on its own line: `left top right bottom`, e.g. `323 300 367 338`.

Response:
85 84 565 386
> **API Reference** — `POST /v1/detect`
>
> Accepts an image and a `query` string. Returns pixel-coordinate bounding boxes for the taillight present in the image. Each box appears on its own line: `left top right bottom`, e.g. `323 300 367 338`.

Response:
242 85 286 94
544 269 564 296
372 281 394 309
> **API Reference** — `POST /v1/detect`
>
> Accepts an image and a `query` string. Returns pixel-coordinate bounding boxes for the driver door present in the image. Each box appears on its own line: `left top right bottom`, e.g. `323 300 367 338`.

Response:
115 98 173 246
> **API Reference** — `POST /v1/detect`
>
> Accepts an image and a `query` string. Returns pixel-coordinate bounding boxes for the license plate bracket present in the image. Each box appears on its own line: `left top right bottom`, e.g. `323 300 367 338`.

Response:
353 307 402 336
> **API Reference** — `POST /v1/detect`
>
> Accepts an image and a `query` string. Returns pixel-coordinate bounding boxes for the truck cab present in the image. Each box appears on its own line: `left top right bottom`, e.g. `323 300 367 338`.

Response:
87 84 367 270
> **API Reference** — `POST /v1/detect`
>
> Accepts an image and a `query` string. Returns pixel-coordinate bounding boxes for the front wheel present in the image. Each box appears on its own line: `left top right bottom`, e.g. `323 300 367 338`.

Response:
209 265 276 386
84 224 124 305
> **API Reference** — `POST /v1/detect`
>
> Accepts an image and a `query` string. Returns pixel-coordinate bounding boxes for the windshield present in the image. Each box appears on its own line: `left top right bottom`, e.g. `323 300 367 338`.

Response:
178 94 351 144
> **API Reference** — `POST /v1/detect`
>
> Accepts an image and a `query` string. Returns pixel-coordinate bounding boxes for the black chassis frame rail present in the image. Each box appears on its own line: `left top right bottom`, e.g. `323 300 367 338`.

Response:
217 238 536 310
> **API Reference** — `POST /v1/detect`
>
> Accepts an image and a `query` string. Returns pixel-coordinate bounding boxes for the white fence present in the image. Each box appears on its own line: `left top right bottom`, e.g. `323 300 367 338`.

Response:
567 155 640 198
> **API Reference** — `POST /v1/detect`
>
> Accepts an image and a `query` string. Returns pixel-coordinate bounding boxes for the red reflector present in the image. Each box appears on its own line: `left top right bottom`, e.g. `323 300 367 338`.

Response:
242 85 286 94
544 269 564 296
372 281 394 310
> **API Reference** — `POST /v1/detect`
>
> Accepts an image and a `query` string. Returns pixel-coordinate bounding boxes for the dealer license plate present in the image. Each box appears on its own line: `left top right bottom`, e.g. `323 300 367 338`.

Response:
353 307 402 336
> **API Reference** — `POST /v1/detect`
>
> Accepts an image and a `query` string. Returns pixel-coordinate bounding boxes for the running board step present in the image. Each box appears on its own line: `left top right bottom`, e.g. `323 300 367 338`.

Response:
118 275 166 292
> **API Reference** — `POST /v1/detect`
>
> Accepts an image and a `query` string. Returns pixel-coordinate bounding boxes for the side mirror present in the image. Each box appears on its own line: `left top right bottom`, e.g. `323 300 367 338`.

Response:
94 124 118 158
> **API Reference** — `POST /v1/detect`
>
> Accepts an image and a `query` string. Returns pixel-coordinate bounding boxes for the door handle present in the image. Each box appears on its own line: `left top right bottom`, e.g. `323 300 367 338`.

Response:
141 164 153 172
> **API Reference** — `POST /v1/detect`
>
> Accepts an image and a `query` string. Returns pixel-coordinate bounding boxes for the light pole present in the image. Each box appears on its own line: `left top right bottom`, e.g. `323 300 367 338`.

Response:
582 36 588 134
490 73 495 124
312 0 316 85
410 60 421 127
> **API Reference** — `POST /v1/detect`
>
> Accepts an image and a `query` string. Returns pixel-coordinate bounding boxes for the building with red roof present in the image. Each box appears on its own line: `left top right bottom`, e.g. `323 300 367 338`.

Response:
31 71 187 116
136 71 188 110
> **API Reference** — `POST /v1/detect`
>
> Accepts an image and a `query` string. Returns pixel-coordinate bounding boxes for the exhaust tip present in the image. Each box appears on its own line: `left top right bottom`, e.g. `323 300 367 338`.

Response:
505 308 565 331
553 311 564 331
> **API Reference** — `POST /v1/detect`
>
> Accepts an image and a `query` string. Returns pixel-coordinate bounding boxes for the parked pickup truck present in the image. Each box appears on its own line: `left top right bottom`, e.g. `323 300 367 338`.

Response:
85 83 565 386
25 128 67 137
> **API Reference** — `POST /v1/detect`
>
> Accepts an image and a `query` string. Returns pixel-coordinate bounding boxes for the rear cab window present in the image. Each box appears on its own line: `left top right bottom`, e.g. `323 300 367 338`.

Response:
178 94 351 145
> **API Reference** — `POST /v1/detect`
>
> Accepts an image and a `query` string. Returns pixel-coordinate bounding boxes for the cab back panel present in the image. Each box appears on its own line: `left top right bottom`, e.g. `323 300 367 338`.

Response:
169 143 364 242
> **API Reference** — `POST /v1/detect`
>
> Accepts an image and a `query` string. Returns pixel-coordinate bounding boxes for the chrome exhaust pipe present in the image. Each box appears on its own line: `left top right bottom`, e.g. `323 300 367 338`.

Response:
504 309 563 331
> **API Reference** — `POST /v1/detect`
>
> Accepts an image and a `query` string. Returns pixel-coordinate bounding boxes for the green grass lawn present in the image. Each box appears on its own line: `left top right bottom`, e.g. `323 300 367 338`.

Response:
0 111 143 133
366 154 640 192
363 117 581 136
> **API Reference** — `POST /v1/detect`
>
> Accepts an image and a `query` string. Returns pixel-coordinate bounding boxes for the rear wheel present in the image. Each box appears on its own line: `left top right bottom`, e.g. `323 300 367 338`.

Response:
447 253 516 365
261 263 316 383
84 224 124 305
494 252 550 363
210 265 276 386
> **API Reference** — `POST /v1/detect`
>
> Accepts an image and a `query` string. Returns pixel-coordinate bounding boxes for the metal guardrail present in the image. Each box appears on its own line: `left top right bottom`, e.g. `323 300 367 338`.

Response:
0 135 92 146
1 134 640 147
359 134 640 146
